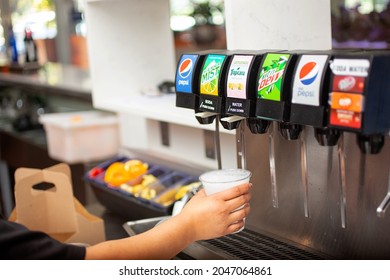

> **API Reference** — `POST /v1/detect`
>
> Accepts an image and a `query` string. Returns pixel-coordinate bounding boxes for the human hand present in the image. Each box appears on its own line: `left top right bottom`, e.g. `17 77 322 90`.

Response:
85 182 251 260
177 182 252 242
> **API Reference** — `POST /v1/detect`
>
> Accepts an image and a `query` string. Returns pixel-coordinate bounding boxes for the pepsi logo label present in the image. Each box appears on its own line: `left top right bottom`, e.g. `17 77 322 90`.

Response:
179 58 193 79
292 55 328 106
176 54 198 94
299 61 319 85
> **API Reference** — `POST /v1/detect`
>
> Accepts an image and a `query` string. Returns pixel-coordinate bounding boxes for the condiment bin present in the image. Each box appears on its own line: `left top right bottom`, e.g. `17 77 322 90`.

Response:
39 110 119 164
85 156 199 220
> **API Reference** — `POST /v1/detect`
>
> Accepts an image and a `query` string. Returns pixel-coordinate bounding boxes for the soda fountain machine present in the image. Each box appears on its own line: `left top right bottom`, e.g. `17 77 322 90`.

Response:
174 49 390 259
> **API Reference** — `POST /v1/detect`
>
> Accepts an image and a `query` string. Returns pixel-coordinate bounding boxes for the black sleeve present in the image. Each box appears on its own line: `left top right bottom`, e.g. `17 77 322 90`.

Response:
0 217 86 260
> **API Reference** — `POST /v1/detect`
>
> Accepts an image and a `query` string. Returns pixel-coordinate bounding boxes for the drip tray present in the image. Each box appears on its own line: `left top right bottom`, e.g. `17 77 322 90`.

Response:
123 217 329 260
193 229 329 260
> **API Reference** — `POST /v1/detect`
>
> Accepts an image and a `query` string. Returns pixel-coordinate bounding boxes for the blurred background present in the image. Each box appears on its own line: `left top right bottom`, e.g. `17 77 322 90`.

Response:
0 0 226 69
1 0 389 71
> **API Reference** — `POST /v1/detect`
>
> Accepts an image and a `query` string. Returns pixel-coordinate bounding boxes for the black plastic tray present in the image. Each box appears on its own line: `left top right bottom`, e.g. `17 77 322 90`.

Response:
84 156 193 220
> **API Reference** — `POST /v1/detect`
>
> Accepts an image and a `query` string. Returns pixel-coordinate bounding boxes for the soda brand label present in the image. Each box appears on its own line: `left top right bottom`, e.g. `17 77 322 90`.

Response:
227 55 254 99
330 109 362 129
200 54 226 96
328 58 369 130
330 92 364 112
258 53 290 101
330 59 370 77
332 75 365 93
176 54 198 94
292 55 328 106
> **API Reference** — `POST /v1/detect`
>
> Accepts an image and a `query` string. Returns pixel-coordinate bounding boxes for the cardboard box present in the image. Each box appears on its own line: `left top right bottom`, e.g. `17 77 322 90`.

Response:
9 163 106 246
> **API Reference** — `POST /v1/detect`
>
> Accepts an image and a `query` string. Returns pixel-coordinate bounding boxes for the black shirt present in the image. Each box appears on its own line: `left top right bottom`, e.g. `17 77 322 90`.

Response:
0 215 86 260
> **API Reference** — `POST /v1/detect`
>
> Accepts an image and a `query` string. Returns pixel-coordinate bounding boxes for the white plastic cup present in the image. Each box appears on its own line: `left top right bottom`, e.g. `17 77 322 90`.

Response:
199 168 252 233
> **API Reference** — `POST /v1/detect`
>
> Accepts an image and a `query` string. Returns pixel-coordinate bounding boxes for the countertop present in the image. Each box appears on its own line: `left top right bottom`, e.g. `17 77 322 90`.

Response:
0 63 92 101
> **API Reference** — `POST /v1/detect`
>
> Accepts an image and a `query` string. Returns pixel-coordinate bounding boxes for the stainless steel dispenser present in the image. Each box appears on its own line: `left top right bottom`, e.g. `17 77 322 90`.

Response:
173 49 390 260
242 50 390 259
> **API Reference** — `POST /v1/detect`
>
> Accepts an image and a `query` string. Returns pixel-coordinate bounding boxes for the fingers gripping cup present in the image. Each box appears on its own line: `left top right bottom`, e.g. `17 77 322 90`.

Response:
199 168 252 233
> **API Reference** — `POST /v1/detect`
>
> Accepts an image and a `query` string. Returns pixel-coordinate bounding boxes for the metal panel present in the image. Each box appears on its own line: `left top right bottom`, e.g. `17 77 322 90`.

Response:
244 124 390 259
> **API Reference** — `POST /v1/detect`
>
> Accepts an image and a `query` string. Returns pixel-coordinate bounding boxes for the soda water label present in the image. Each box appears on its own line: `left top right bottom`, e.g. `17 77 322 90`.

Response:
200 54 226 96
329 58 369 130
175 54 198 93
330 59 370 77
292 55 328 106
226 55 254 99
257 53 290 101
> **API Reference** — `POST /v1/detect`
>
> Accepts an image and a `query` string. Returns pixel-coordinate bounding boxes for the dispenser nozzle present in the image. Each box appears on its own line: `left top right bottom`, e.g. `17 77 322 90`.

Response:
314 127 341 146
246 118 270 134
278 123 302 140
357 134 385 154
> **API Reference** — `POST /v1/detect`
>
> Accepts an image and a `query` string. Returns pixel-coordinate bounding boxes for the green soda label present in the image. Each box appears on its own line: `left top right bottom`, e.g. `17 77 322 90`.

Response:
258 53 290 101
200 54 226 96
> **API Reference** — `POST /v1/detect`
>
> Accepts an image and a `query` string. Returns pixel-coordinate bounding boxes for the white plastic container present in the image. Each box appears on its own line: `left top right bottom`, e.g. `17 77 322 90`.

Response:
39 111 119 164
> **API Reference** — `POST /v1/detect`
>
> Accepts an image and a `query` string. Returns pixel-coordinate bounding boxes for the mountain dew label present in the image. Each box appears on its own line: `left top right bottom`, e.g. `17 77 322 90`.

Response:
200 54 226 96
258 53 290 101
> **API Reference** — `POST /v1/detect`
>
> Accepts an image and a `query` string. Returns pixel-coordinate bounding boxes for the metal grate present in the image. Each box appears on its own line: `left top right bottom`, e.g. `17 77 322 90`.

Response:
197 228 328 260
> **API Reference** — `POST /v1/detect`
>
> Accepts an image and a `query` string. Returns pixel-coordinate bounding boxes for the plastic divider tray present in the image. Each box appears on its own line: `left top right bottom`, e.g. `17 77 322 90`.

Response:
151 175 199 210
84 156 196 220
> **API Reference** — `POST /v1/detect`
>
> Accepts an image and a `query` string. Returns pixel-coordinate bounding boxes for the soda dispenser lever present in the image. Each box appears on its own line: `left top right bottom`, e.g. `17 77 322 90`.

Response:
215 115 222 169
237 120 247 169
220 115 246 169
299 128 309 217
337 133 347 228
377 172 390 217
269 122 278 208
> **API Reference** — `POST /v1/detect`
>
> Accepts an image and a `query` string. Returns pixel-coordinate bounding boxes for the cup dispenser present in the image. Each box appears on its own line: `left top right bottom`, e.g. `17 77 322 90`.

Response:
328 51 390 219
253 51 302 208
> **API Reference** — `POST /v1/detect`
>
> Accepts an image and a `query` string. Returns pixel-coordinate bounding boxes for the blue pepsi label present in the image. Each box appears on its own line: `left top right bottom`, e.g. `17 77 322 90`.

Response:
176 54 198 93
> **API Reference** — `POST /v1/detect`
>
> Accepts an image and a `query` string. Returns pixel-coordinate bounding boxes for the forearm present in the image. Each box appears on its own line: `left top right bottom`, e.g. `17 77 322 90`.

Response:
85 183 251 260
85 214 194 260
